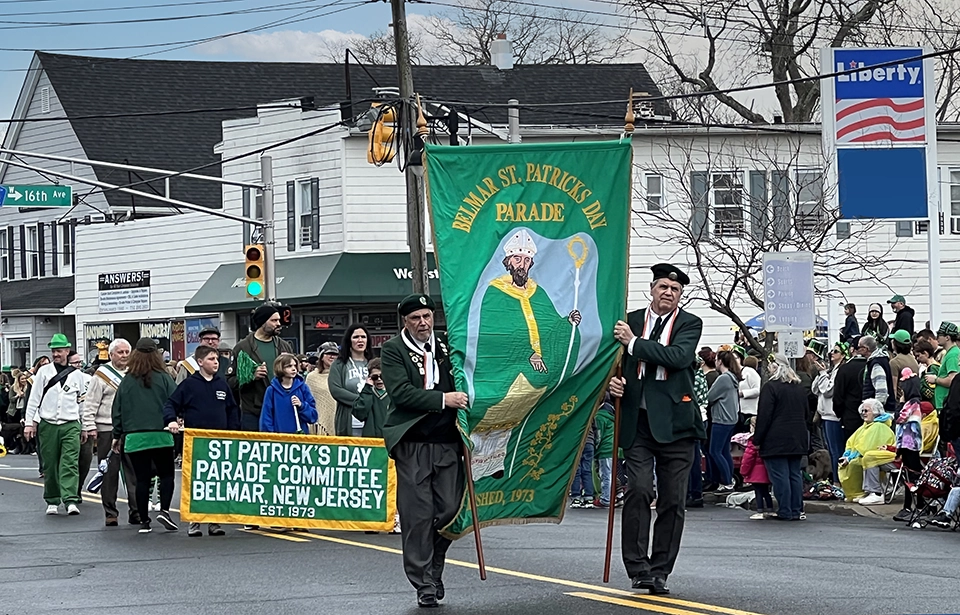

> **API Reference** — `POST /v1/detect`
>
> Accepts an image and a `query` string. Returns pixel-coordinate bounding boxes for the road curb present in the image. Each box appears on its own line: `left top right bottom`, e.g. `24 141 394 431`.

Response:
702 492 902 519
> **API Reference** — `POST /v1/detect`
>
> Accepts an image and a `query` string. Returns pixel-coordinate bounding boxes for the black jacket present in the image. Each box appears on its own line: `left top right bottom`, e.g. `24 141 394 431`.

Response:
833 357 867 436
753 380 809 458
892 306 915 336
163 371 241 431
841 314 860 343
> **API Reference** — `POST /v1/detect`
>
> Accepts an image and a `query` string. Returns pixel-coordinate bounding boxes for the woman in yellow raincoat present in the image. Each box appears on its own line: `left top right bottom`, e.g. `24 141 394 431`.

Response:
838 398 896 501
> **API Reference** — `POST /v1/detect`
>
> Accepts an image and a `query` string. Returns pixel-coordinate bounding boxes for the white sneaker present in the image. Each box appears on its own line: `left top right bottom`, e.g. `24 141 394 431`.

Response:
67 504 80 515
859 493 884 506
749 513 765 520
392 513 401 535
45 504 59 515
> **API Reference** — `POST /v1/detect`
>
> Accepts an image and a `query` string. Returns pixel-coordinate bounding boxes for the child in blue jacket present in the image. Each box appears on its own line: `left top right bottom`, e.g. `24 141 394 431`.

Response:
260 354 317 434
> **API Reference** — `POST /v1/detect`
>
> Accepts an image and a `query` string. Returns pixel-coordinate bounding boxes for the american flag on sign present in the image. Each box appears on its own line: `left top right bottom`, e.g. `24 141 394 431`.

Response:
835 97 925 144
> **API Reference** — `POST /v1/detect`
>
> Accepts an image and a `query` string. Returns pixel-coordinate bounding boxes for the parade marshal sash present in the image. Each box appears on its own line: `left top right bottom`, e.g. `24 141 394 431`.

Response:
424 140 631 538
180 429 397 531
94 364 124 390
178 356 199 376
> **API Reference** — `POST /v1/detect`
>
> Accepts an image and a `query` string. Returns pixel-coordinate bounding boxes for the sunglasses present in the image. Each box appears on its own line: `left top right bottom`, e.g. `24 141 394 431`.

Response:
370 374 382 381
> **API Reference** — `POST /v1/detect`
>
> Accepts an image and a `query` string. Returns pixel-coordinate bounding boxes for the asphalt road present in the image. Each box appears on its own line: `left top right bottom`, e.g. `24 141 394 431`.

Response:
1 453 957 615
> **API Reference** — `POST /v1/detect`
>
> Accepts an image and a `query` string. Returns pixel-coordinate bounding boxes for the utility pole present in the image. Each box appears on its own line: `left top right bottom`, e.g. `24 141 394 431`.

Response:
261 155 278 302
391 0 428 294
508 99 520 144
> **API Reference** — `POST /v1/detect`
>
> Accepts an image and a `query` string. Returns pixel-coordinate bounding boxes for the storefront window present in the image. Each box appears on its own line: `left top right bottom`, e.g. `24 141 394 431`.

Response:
303 311 350 354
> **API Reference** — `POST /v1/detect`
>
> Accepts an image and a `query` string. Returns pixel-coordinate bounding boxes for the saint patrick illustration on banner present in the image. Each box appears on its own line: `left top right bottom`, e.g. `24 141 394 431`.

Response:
423 140 631 537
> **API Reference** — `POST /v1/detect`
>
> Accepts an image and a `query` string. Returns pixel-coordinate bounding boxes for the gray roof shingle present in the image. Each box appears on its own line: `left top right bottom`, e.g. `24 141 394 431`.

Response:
0 275 73 312
36 52 667 212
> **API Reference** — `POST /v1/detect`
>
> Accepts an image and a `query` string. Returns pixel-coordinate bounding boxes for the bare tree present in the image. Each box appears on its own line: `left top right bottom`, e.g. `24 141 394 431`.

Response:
632 130 900 354
628 0 960 123
317 0 628 66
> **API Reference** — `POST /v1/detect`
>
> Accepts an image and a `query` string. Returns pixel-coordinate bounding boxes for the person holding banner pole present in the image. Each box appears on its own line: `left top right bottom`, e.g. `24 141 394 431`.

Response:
608 264 705 596
111 337 179 535
163 344 241 537
381 293 470 609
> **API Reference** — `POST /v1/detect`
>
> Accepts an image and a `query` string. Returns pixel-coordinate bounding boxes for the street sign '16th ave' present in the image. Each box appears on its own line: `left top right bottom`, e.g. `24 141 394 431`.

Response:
762 251 816 332
0 185 72 207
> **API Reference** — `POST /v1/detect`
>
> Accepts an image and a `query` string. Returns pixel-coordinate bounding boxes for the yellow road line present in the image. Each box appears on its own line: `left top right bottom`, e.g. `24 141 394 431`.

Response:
1 474 764 615
568 592 707 615
0 474 183 513
244 529 310 542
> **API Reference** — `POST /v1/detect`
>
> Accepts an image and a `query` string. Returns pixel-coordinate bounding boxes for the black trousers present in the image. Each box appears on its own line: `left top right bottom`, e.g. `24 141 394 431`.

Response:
128 446 174 519
621 431 695 579
99 432 139 520
393 441 464 596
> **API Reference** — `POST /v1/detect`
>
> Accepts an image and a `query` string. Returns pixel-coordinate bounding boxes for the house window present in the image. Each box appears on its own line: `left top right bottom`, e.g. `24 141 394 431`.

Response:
795 170 825 234
60 222 72 274
950 169 960 217
645 174 663 211
836 221 851 240
0 229 6 281
710 172 745 236
27 226 38 277
895 220 914 237
297 180 315 247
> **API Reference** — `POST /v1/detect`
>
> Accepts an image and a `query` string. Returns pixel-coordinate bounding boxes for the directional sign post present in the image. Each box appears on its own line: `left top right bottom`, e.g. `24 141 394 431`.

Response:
762 251 816 332
0 185 72 207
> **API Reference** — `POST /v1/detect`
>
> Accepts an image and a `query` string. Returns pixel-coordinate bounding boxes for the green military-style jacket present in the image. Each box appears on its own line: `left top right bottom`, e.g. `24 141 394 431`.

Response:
619 307 706 448
380 331 455 455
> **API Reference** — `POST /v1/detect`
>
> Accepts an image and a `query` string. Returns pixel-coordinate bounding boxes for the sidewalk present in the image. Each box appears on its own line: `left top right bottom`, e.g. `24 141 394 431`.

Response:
702 492 904 519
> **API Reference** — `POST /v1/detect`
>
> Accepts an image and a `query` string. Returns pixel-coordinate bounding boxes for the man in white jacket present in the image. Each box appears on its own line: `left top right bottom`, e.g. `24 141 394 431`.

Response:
23 334 88 516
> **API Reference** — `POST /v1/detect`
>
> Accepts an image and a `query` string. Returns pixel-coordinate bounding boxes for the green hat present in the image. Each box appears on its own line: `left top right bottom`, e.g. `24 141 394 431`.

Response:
938 321 959 337
47 333 71 349
1 365 10 373
398 293 436 317
805 338 827 359
889 330 912 344
834 342 852 359
732 344 748 360
888 294 906 304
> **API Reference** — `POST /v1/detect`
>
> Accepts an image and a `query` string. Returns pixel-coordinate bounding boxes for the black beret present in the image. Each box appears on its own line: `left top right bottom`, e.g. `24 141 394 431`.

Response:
398 293 436 316
651 263 690 286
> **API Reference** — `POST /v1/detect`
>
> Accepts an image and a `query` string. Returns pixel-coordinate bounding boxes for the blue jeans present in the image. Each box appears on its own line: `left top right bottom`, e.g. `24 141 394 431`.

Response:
688 442 703 499
571 442 595 498
764 455 803 519
821 420 846 483
598 457 612 505
944 487 960 516
708 423 736 486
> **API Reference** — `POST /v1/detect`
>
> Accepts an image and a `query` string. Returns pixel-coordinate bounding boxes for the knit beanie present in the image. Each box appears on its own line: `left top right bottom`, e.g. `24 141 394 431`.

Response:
251 305 280 331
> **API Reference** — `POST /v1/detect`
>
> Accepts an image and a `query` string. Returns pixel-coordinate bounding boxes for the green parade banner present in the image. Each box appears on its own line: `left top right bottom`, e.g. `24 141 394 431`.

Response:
424 139 631 537
180 429 397 531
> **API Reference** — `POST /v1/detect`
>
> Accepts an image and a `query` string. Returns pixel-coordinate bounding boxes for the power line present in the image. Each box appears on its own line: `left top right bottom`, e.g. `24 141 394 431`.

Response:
0 0 323 30
0 0 373 67
418 45 960 110
0 0 260 18
0 102 307 123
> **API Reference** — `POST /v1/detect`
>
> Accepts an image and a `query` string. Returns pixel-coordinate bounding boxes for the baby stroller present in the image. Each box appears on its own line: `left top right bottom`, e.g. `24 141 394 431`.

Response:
906 456 958 527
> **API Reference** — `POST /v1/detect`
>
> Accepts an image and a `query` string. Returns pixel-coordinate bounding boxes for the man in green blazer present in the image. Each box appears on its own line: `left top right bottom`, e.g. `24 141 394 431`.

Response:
609 263 704 596
381 293 468 609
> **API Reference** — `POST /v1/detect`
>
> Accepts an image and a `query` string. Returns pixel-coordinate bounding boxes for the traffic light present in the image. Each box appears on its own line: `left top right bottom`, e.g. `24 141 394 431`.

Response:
367 103 396 164
244 244 265 299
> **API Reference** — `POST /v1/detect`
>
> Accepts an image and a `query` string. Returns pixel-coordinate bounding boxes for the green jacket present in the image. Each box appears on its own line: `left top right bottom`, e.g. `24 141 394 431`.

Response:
380 332 454 455
112 370 176 438
228 332 293 418
352 384 390 438
594 404 615 459
619 307 706 448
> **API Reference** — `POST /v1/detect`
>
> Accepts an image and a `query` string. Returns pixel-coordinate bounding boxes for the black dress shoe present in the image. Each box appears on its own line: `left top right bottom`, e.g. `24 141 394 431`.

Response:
631 575 655 590
128 514 142 525
651 577 670 595
417 594 439 608
435 580 445 601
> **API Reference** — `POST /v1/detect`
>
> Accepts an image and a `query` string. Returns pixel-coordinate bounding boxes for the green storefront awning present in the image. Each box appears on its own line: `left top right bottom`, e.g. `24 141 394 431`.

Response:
185 252 441 313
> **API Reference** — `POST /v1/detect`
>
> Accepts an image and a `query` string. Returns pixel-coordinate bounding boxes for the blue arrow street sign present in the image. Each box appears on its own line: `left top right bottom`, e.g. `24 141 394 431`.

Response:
0 185 72 207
